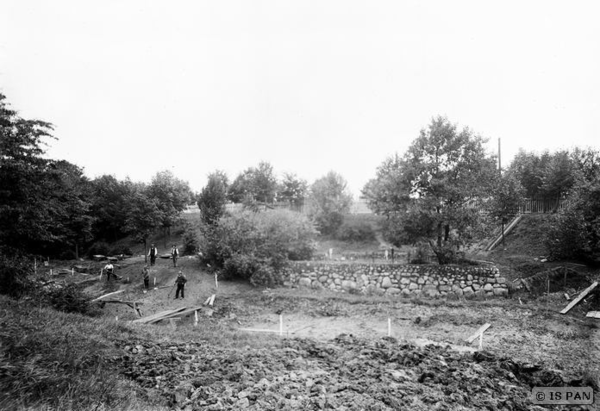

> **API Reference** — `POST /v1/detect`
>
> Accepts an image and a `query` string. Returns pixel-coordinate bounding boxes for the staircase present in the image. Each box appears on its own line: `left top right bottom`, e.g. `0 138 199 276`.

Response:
485 215 523 251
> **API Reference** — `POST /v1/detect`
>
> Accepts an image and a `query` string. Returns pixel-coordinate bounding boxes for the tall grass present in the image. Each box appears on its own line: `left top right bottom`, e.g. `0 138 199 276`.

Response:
0 296 164 411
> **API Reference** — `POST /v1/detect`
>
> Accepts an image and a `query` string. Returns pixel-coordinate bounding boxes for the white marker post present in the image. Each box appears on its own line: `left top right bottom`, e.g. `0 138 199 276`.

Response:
388 318 391 337
478 332 483 350
71 268 74 276
279 314 283 337
194 310 198 327
154 277 156 286
215 273 218 289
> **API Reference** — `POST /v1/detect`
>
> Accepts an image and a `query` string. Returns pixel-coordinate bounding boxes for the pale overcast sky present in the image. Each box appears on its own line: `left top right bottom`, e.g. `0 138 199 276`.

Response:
1 1 599 196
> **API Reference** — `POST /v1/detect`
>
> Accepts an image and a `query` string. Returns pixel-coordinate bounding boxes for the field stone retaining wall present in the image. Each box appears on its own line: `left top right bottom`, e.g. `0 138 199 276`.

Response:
283 262 508 298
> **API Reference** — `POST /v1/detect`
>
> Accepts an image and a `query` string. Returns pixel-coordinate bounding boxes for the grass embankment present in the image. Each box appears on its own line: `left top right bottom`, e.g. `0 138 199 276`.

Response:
0 293 279 411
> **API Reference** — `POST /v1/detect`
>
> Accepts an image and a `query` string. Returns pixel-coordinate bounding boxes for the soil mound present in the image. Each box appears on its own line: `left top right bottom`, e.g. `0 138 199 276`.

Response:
116 334 586 410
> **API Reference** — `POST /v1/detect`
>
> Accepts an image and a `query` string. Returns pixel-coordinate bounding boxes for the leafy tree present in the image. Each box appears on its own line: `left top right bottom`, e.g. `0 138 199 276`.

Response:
544 148 600 261
89 175 133 242
123 182 164 262
362 153 409 217
228 161 278 205
147 170 192 245
363 116 497 263
0 92 56 252
197 170 229 226
307 171 353 235
44 161 94 258
277 173 308 208
486 171 526 224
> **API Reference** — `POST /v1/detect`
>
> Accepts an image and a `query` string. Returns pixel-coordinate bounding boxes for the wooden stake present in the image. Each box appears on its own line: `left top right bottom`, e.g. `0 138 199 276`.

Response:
154 277 156 286
215 273 218 289
194 310 198 327
478 332 483 350
387 318 391 337
466 323 491 344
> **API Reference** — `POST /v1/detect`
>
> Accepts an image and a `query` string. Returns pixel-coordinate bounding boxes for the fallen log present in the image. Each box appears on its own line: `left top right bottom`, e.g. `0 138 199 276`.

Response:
586 311 600 319
560 282 598 314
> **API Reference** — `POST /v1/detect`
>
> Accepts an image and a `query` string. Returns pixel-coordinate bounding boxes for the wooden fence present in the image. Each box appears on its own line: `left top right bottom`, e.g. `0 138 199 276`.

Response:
519 198 564 214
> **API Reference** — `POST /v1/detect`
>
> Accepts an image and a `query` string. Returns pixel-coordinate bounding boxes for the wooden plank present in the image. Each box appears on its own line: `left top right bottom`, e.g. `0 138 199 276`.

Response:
585 311 600 319
465 323 491 344
560 282 598 314
90 290 124 302
146 306 204 324
131 307 187 324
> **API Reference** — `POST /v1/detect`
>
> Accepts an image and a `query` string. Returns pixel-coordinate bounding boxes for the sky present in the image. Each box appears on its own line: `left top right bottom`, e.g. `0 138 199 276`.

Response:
1 1 599 197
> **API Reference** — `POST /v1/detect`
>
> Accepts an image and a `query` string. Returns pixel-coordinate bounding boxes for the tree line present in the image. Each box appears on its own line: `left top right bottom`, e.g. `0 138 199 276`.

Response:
2 91 599 290
362 116 600 264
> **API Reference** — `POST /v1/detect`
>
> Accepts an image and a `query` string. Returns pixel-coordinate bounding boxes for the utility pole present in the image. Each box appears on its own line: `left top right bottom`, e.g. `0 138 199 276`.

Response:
499 138 505 245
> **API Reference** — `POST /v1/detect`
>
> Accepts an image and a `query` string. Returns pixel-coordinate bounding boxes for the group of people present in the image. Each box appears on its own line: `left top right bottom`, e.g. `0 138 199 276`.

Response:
147 243 179 267
103 243 187 298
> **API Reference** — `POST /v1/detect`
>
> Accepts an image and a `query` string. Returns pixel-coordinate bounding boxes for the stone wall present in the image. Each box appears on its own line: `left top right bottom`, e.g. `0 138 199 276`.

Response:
283 262 508 298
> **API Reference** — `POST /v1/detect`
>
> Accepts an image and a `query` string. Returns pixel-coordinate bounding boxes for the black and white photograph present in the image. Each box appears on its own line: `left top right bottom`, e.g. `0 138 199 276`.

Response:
1 1 599 409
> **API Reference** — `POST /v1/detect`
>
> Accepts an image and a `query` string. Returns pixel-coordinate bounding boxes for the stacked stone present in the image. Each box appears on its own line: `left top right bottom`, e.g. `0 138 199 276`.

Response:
284 263 508 299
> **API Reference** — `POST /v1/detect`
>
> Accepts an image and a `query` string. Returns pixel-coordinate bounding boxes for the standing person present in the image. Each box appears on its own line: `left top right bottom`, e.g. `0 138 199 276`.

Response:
104 262 114 282
174 270 187 299
148 244 158 266
141 264 150 291
171 244 179 268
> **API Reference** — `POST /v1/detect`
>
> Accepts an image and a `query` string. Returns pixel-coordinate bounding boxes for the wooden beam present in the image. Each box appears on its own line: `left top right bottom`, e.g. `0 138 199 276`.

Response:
145 306 204 324
560 282 598 314
90 290 124 302
132 307 188 324
465 323 491 344
586 311 600 319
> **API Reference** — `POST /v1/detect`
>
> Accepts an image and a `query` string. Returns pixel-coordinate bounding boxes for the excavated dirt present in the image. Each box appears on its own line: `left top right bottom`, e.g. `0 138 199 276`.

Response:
115 334 593 411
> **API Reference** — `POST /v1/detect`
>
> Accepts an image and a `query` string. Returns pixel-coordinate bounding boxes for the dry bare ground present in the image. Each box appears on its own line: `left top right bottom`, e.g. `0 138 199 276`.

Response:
79 254 600 410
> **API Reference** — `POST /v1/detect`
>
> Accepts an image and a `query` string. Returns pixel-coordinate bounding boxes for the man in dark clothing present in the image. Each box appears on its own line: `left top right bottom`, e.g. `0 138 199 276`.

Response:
142 265 150 290
104 263 114 282
148 244 158 266
175 271 187 299
171 244 179 268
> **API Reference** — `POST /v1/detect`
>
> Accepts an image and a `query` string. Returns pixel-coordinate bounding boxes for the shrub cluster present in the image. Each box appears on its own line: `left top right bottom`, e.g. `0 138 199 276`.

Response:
335 219 375 242
199 209 317 286
0 247 34 297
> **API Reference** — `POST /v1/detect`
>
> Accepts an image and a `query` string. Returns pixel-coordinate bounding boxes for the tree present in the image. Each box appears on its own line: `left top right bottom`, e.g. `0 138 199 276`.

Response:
277 173 308 209
307 171 353 235
485 171 526 242
44 161 95 258
363 116 497 263
124 183 164 262
197 170 229 226
362 153 410 217
89 175 133 242
147 170 192 245
228 161 278 205
0 92 58 253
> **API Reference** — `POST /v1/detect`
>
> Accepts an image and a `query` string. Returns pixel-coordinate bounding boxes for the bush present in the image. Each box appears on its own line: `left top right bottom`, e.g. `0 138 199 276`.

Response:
335 220 375 242
314 211 344 236
43 284 101 316
0 247 33 297
108 244 132 256
200 209 317 285
87 241 110 257
182 222 200 255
